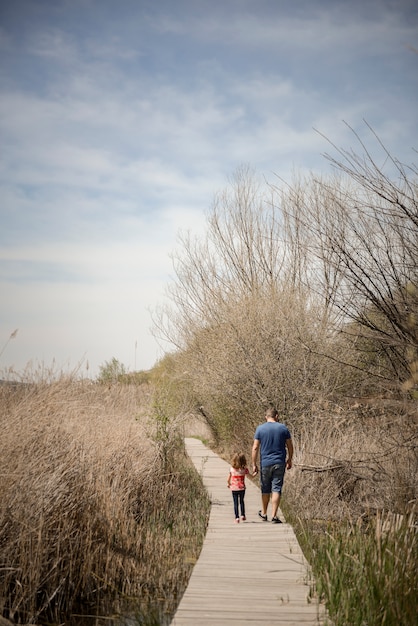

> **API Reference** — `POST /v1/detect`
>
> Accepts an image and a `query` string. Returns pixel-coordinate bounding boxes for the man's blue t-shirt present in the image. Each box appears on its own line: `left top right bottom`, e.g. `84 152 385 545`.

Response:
254 421 291 467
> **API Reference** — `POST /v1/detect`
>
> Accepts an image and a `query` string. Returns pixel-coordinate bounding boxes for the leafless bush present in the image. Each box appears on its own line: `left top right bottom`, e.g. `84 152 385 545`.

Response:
173 286 346 448
284 399 418 521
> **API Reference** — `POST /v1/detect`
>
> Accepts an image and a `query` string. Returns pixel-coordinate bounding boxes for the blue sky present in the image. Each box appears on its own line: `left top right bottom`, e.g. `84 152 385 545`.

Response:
1 0 417 377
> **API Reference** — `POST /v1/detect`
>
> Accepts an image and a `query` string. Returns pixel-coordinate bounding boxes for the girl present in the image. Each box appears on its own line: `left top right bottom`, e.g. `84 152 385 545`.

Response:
227 452 249 523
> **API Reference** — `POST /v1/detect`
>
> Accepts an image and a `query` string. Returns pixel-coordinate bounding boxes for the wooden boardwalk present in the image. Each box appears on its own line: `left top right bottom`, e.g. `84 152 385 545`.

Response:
171 438 327 626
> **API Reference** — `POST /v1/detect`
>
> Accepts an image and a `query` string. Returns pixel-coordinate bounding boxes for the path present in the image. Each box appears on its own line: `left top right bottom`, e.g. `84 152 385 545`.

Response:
171 438 327 625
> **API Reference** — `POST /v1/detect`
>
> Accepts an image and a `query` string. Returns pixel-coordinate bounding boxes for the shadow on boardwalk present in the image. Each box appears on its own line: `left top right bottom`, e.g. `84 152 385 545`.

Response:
171 438 327 626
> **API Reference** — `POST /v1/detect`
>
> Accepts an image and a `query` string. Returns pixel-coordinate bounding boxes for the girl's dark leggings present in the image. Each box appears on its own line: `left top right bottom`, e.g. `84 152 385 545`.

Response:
232 490 245 518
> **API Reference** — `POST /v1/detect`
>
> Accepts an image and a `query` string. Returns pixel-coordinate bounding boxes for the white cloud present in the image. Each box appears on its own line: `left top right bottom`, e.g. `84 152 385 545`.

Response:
0 0 416 378
151 1 416 58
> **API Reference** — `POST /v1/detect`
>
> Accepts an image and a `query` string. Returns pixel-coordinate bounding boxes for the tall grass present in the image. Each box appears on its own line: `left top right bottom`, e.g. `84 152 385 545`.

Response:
0 375 210 625
295 510 417 626
280 402 418 626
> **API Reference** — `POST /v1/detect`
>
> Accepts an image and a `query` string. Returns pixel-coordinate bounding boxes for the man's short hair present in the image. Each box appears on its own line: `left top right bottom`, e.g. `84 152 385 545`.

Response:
265 407 278 420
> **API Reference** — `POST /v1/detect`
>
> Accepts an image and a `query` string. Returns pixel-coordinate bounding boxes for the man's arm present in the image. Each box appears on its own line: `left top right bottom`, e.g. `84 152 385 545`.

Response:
252 439 260 475
286 438 293 470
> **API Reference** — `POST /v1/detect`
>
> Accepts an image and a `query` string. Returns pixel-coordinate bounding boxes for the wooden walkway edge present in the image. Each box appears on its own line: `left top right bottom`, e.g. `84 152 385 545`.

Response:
171 438 327 626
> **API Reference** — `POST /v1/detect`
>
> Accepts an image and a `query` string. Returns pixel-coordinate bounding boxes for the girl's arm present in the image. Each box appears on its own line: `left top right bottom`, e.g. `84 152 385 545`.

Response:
227 469 231 488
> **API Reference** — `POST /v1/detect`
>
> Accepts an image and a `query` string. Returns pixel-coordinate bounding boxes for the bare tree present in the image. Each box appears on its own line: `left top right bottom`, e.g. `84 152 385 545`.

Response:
267 124 418 393
313 124 418 390
154 166 287 348
154 166 345 442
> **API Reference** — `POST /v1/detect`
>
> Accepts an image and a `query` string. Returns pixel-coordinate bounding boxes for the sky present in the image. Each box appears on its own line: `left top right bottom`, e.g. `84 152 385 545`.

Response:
1 0 417 378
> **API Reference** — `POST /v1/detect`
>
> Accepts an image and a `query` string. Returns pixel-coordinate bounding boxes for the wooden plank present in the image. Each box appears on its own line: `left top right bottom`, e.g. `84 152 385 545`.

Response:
170 438 327 625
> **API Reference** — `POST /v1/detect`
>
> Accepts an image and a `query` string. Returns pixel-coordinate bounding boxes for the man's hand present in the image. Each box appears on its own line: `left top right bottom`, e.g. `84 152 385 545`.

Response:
252 439 260 476
285 439 294 471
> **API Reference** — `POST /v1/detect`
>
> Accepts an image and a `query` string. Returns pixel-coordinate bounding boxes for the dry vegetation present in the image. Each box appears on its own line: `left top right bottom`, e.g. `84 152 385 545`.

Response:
282 400 417 625
0 377 210 625
205 398 417 626
287 400 417 520
153 127 418 624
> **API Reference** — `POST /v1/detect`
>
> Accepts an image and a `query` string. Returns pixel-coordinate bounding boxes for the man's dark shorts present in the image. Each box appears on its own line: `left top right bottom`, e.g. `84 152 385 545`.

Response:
260 463 286 494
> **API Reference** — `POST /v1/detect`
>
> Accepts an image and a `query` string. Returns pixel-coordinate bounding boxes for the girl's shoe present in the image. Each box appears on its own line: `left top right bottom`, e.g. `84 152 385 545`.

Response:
234 518 240 523
240 515 246 521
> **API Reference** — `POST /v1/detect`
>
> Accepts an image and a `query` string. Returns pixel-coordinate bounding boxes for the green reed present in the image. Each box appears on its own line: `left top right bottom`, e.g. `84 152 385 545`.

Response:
296 509 417 626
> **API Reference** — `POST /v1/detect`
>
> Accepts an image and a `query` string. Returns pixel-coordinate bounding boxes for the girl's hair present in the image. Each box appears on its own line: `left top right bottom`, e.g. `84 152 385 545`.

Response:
231 452 247 469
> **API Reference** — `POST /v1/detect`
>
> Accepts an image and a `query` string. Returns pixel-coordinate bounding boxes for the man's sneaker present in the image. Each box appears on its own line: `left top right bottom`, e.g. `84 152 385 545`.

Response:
271 516 282 524
258 511 267 521
240 515 246 522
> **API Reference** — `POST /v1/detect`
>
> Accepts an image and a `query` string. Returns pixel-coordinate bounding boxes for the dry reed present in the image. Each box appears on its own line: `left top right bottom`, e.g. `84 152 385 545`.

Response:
285 401 417 520
0 376 209 625
280 400 418 625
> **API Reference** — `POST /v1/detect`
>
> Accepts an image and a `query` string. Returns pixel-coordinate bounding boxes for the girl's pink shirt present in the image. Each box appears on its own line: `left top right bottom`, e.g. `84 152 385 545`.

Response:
229 466 249 491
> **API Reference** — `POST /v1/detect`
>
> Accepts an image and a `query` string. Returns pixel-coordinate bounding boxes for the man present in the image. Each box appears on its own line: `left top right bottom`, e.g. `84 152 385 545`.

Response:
252 407 293 524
